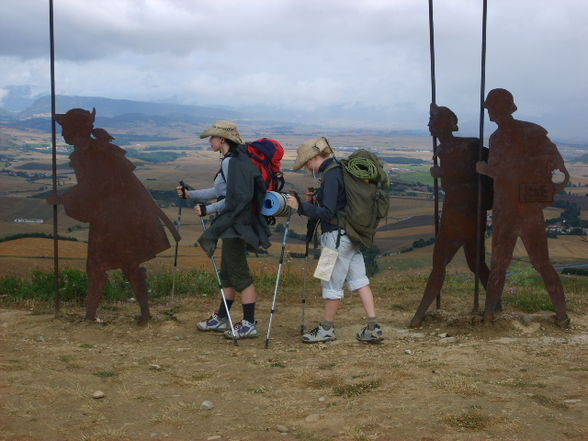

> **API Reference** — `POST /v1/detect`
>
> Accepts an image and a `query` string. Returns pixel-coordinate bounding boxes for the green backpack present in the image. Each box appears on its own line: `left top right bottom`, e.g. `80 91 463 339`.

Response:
324 149 390 248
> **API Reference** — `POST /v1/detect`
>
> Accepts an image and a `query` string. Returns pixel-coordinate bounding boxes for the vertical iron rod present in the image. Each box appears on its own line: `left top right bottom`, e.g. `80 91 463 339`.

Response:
428 0 441 309
49 0 60 314
474 0 488 312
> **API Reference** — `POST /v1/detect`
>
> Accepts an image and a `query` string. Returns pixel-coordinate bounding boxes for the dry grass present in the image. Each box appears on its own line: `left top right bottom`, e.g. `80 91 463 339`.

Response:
150 400 202 425
80 427 129 441
442 409 490 431
528 393 569 409
333 379 380 398
432 375 483 397
496 377 546 389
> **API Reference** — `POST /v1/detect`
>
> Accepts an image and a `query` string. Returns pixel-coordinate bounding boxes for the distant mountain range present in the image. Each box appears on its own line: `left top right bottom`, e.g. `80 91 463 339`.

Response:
0 95 242 130
2 94 587 154
0 94 433 139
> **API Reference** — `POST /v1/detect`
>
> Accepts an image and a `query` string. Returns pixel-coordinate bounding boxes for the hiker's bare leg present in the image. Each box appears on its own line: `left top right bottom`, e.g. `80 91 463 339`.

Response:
240 284 256 304
324 299 341 322
356 285 377 318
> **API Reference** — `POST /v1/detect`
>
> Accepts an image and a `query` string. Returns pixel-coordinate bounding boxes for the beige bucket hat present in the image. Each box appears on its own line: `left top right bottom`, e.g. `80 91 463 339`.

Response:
293 137 333 171
200 120 244 145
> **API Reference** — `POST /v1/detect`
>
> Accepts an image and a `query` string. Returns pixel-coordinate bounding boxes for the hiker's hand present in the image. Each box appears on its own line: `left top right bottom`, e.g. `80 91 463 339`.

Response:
176 186 187 198
429 166 442 178
287 192 299 210
305 187 315 203
195 204 207 217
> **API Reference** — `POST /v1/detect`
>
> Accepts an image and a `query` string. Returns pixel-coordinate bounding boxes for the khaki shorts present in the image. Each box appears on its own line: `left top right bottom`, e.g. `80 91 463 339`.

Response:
320 231 369 300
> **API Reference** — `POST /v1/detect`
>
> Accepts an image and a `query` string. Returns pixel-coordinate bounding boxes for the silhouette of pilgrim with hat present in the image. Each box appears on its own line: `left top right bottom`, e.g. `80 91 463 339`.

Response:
50 108 180 324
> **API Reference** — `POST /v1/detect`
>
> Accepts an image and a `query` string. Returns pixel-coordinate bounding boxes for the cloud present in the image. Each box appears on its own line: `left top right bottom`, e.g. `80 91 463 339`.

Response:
0 0 586 141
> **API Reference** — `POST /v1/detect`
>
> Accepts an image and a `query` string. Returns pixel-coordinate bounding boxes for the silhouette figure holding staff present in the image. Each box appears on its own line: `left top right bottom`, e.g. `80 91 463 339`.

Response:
48 108 180 324
410 104 492 327
476 89 570 326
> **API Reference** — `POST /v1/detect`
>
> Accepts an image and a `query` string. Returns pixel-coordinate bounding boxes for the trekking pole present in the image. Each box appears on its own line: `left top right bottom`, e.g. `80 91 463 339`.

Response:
170 181 188 299
300 210 318 335
198 215 239 346
299 240 309 335
265 207 293 349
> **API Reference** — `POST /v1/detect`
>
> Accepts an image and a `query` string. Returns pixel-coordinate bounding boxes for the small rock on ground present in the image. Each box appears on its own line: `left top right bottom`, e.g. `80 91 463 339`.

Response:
201 400 214 410
305 414 320 423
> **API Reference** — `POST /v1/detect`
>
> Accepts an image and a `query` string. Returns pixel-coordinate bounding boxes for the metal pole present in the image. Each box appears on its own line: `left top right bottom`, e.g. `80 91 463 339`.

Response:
299 240 309 335
474 0 488 312
428 0 441 309
49 0 60 314
265 208 292 349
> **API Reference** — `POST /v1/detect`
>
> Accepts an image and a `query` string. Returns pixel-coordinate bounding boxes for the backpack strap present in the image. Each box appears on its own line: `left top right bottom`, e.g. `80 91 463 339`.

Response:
322 161 345 248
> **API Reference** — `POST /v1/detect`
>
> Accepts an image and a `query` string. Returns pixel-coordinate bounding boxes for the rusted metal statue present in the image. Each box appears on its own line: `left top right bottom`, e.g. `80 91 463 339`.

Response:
476 89 570 327
48 108 180 324
410 104 492 327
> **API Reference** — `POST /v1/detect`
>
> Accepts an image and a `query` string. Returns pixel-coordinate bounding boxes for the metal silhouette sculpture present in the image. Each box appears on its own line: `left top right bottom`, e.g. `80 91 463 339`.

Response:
476 89 570 327
48 108 180 324
410 105 492 327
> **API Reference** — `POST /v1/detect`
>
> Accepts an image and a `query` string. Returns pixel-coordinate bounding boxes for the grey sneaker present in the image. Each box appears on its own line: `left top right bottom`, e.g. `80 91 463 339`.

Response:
302 324 336 343
224 319 258 340
196 313 228 332
356 324 384 343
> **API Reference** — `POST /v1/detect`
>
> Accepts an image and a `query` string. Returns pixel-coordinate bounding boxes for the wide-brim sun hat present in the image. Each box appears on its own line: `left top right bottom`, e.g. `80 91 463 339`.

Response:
200 120 244 145
293 137 333 171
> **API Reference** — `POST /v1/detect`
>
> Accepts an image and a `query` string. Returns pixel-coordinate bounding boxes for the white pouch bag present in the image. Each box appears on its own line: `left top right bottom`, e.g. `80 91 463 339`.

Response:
313 247 339 281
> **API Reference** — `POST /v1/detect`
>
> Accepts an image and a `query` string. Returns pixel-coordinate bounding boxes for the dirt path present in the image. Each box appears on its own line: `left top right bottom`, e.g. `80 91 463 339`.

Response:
1 297 587 441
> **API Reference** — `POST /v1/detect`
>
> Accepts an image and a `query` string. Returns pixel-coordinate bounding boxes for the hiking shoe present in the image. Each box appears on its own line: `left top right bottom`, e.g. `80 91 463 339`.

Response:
224 319 258 340
356 324 384 343
196 313 228 332
302 325 336 343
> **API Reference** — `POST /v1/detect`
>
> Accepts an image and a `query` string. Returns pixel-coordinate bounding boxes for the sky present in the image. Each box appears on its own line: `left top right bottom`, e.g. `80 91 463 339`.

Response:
0 0 586 142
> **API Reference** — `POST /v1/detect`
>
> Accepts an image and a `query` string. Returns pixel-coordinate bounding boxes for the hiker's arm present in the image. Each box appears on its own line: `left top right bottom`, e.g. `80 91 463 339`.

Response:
187 159 230 201
186 187 217 200
204 158 230 214
298 171 339 222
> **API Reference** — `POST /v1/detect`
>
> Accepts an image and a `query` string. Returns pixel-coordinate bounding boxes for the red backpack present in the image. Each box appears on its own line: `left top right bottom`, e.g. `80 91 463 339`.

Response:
246 138 285 192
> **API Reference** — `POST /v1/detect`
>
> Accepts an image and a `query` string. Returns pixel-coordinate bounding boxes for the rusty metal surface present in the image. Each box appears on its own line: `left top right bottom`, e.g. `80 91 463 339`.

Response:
477 89 570 326
50 108 179 324
410 105 492 327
